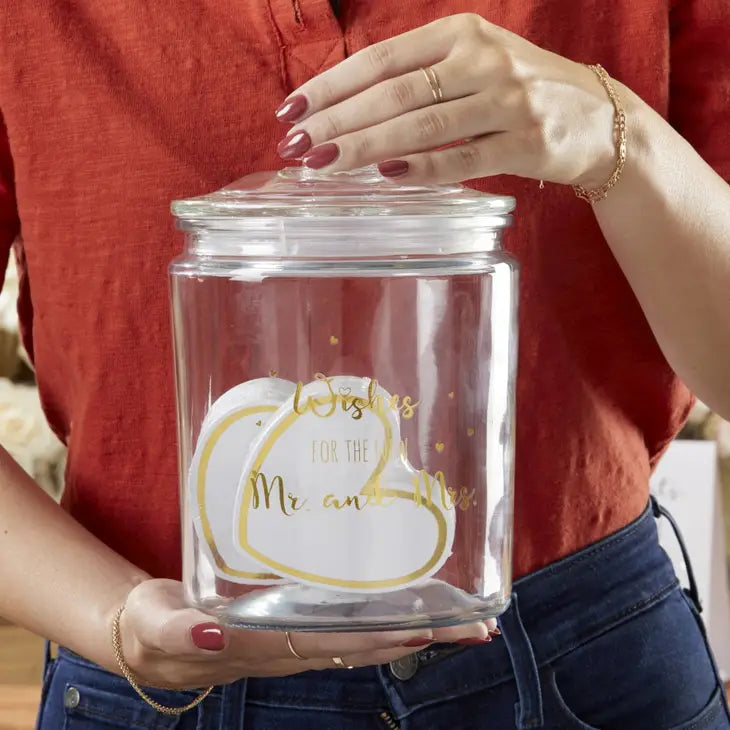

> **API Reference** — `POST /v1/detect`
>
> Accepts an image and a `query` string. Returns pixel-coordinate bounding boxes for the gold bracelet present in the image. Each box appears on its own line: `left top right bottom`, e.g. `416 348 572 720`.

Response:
111 605 214 716
572 63 627 203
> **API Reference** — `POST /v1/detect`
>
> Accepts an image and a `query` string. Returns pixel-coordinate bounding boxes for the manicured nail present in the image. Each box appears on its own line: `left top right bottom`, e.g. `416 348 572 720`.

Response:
277 131 312 159
489 628 502 637
275 95 308 122
378 160 410 178
401 637 433 647
456 636 492 645
303 143 339 170
191 623 225 651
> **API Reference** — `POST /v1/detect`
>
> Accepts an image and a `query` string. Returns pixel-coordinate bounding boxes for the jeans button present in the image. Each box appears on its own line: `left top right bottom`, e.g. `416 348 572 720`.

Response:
64 686 80 709
389 654 419 681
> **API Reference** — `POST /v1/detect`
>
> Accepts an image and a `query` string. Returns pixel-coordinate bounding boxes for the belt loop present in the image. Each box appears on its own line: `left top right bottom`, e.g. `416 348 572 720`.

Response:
43 640 52 674
499 592 544 729
217 678 248 730
35 641 57 730
651 496 703 613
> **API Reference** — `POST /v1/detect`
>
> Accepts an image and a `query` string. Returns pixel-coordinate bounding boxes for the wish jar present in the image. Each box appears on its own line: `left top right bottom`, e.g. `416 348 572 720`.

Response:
170 166 518 631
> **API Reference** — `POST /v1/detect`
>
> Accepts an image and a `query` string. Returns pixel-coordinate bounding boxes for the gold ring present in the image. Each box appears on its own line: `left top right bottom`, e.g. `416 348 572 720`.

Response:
332 656 355 670
421 66 444 104
285 631 308 661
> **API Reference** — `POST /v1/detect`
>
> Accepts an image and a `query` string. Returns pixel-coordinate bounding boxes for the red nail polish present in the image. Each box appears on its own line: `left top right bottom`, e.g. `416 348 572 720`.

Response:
456 636 492 645
191 623 225 651
303 143 340 170
276 95 308 122
277 131 312 159
401 638 433 647
378 160 409 178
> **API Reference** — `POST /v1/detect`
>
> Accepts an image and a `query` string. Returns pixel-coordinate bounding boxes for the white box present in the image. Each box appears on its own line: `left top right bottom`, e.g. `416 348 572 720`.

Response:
650 440 730 679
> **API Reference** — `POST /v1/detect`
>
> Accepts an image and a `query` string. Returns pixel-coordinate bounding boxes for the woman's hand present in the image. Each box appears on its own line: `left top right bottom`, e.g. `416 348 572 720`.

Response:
116 579 497 689
275 13 617 189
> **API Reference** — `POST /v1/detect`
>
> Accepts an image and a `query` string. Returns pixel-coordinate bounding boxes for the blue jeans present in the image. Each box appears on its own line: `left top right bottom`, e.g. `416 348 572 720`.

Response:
37 501 730 729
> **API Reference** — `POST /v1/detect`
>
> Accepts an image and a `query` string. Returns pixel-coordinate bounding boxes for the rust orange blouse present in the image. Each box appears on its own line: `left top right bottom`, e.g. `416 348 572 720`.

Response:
0 0 727 579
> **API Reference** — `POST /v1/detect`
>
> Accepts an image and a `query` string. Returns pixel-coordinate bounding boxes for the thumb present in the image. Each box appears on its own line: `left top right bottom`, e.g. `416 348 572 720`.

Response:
125 578 227 656
189 621 226 652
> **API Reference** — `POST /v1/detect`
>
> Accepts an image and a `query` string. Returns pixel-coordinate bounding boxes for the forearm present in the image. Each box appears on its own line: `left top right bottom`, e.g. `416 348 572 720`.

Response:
593 85 730 419
271 13 730 416
0 447 149 669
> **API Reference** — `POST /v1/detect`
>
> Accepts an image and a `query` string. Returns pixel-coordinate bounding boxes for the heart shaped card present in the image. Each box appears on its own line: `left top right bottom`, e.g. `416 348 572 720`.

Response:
233 375 456 592
188 377 296 583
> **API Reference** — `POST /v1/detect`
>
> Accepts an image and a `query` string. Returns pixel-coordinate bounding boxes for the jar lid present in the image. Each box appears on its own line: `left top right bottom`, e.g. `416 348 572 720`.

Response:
171 166 515 222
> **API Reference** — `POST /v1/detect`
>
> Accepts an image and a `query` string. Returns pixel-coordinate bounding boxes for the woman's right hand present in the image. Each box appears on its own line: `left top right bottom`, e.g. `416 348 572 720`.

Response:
117 579 496 689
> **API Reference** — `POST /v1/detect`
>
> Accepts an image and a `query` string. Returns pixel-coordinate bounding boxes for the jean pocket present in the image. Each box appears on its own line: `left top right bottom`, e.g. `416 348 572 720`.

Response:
545 587 730 730
548 671 728 730
545 670 599 730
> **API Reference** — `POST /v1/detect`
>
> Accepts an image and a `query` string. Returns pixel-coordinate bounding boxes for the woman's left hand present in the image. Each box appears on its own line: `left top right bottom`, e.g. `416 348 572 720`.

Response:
274 13 621 188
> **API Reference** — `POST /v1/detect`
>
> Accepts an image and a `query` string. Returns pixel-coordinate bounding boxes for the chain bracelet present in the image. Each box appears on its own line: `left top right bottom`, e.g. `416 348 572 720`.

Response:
572 63 627 203
112 605 214 716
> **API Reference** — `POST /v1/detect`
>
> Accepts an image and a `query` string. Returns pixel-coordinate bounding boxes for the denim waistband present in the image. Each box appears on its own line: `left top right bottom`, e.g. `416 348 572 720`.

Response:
239 501 678 711
56 501 680 724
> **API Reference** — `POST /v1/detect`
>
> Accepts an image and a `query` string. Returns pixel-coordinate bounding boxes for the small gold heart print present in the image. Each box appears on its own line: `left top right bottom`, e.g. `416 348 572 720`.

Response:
435 442 445 453
256 420 262 427
269 369 278 377
466 428 475 437
448 392 455 399
329 335 339 345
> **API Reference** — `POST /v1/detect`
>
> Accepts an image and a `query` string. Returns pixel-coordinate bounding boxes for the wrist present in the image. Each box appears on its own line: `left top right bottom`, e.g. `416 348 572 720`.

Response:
569 63 617 190
571 67 642 200
80 572 150 674
616 82 655 180
582 82 655 202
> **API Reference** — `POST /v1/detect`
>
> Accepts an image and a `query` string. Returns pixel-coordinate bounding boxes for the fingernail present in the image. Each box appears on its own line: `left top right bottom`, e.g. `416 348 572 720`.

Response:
489 628 502 637
275 94 308 122
456 636 492 645
277 131 312 159
303 143 340 170
191 623 225 651
401 637 433 647
378 160 410 178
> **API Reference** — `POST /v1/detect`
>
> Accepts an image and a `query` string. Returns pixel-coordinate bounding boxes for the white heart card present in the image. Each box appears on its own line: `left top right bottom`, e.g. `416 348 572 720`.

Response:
201 378 293 431
233 375 457 593
189 377 296 584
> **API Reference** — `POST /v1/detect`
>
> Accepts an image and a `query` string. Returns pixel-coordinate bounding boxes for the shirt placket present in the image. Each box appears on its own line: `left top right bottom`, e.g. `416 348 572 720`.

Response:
267 0 347 89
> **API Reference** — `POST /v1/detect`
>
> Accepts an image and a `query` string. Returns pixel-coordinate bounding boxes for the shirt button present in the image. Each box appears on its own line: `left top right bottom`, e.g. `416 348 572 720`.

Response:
63 686 80 709
389 654 419 681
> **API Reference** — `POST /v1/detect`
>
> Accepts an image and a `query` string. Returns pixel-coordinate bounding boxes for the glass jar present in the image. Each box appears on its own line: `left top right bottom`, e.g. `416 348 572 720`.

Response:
170 166 518 631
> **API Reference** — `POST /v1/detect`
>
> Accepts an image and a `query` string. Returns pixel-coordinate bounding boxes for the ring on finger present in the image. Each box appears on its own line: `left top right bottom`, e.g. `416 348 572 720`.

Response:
285 631 308 661
332 656 355 670
420 66 444 104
